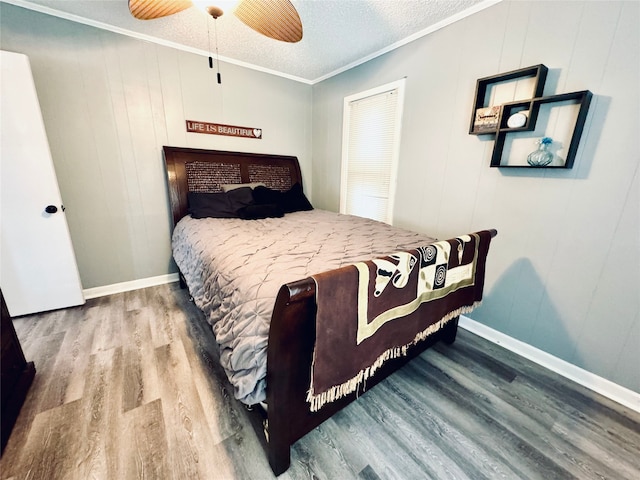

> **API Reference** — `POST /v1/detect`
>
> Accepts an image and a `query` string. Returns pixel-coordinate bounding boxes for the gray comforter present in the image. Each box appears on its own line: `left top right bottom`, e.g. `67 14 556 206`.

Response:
172 209 436 405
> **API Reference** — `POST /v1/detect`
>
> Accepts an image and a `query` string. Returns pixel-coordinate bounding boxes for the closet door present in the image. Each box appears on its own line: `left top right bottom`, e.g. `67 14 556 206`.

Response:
0 50 85 316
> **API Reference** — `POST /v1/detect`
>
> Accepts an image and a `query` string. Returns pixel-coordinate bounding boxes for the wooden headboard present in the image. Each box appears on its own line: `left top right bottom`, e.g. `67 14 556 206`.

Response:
163 146 303 227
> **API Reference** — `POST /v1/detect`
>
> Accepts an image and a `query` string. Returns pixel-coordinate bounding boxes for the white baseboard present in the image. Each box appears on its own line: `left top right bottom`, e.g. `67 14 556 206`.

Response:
82 273 179 299
459 316 640 414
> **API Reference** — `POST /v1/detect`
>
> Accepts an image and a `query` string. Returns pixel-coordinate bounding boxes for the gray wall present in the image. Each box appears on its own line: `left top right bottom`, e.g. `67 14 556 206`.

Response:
312 0 639 392
0 3 312 289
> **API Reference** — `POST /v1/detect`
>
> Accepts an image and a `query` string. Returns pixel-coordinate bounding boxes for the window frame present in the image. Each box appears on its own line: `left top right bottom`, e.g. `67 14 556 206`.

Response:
339 78 406 224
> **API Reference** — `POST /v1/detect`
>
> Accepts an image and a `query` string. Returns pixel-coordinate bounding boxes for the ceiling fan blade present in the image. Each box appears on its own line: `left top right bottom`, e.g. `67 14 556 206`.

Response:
128 0 193 20
234 0 303 43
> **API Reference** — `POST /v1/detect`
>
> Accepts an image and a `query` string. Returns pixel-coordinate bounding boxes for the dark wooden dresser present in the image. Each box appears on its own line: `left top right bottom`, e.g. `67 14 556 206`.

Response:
1 289 35 455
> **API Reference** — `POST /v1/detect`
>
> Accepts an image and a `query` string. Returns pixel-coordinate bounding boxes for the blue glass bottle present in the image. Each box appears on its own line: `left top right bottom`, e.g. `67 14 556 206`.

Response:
527 137 553 166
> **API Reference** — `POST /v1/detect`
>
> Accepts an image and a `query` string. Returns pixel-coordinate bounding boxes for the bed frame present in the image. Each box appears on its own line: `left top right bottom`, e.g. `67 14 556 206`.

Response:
163 146 495 475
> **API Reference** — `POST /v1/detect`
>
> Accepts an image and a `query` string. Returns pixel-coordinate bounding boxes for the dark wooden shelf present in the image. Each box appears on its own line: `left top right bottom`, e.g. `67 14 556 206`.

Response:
468 64 592 169
490 90 592 168
469 64 548 135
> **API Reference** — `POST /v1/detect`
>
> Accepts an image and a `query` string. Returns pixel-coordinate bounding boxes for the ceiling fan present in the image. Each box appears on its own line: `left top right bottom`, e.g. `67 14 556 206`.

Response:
128 0 303 43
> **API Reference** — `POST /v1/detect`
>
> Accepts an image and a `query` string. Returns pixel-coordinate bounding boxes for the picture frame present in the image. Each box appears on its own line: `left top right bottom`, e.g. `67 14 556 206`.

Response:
473 106 501 133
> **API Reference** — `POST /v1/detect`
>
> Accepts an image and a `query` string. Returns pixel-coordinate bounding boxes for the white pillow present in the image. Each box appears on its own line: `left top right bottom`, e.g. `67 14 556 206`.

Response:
221 182 265 192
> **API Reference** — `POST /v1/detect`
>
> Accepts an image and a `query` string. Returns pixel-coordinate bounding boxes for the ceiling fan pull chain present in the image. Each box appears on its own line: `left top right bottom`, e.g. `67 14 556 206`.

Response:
207 15 213 69
206 14 221 84
213 16 221 84
206 13 220 83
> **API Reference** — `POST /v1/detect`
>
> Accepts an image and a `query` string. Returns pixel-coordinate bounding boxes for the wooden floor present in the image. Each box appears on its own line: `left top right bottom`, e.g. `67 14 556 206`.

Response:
1 283 638 480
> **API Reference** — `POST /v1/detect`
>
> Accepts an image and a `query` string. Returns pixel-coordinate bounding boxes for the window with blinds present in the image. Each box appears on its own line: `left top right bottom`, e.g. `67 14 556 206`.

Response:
340 79 406 224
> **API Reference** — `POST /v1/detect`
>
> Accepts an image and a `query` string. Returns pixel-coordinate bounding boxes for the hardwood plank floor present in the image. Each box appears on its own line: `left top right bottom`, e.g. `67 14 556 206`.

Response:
1 283 638 479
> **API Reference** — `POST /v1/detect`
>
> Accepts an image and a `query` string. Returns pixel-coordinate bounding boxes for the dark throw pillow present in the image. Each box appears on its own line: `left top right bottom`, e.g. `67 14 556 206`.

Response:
280 183 313 213
252 183 313 214
252 185 282 205
188 187 254 219
237 203 285 220
226 187 255 210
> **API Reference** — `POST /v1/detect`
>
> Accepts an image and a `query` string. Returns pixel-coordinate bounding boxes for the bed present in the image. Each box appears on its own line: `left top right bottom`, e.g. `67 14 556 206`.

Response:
163 146 497 475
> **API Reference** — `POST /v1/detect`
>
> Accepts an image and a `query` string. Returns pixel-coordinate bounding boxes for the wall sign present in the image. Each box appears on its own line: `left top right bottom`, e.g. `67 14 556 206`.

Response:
186 120 262 139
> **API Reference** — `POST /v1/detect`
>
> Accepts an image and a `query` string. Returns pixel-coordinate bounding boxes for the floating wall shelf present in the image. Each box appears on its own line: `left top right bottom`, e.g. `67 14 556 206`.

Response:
469 64 548 135
469 64 592 169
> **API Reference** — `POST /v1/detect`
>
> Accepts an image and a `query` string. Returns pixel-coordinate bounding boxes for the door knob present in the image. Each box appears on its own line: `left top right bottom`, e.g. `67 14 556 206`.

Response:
45 205 58 214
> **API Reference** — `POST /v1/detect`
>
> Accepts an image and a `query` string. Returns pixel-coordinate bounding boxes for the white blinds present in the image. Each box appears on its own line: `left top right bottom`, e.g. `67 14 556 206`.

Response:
341 83 403 224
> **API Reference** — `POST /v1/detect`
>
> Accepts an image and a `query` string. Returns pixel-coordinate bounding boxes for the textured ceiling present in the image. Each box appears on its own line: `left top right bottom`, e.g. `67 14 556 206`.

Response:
4 0 499 83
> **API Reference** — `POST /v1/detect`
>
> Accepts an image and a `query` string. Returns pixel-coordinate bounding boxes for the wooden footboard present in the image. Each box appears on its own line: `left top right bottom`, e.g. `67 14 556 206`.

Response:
264 228 496 475
265 278 461 475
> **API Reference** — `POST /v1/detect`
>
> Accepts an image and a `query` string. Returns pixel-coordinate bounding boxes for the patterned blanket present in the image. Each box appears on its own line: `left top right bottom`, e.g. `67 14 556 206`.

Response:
308 230 494 412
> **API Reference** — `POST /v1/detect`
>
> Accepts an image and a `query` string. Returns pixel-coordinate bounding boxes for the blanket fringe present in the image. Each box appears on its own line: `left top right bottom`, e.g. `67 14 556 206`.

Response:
306 302 481 412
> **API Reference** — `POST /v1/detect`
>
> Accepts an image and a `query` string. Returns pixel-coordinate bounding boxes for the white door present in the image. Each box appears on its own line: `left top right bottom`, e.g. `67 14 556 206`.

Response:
0 50 85 316
340 79 406 225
